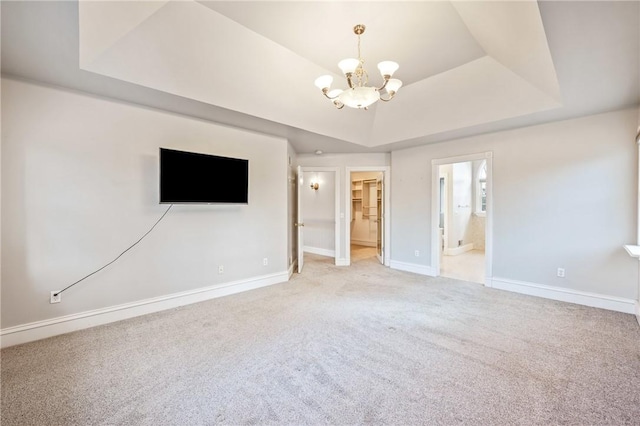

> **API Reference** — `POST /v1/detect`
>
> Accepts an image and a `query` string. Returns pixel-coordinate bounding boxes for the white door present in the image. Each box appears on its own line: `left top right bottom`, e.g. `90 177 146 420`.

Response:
296 166 304 273
376 174 384 264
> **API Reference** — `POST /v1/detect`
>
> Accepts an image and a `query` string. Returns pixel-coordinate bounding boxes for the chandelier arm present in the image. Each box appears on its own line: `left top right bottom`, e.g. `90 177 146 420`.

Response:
322 89 341 100
346 73 355 89
334 101 345 109
379 91 396 102
376 76 391 92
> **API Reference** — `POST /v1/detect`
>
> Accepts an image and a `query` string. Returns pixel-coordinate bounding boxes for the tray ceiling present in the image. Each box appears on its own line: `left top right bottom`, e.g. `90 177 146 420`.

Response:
78 0 561 148
3 1 638 153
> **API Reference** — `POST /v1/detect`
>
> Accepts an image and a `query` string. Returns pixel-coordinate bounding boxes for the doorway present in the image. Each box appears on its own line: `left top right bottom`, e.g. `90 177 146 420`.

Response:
296 166 340 273
432 153 492 285
346 167 390 266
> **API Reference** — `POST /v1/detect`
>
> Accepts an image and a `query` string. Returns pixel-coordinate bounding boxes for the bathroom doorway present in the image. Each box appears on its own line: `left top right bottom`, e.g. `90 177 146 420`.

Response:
432 153 492 285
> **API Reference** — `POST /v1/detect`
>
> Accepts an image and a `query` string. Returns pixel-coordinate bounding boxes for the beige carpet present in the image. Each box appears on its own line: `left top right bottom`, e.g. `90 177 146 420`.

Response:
2 253 639 425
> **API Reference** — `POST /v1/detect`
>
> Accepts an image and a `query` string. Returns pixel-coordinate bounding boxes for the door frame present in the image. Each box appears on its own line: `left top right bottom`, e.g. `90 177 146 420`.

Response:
376 174 384 264
345 166 391 266
440 172 450 254
431 152 493 284
298 166 341 269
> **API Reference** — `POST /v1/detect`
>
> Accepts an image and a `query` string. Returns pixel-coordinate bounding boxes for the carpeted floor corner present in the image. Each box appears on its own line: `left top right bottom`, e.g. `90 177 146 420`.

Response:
2 253 639 425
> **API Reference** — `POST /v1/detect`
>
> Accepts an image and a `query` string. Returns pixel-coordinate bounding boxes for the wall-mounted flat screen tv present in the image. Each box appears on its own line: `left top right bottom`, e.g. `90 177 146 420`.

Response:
160 148 248 204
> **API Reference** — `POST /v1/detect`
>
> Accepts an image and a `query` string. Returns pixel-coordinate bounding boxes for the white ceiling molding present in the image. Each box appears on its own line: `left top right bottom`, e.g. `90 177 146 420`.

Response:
79 0 169 68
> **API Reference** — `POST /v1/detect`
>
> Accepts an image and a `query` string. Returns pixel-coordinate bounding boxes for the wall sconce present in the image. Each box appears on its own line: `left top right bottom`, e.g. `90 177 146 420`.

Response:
310 182 319 191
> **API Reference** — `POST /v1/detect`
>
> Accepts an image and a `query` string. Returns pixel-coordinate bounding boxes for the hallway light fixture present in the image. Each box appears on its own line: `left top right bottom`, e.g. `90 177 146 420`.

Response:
314 24 402 110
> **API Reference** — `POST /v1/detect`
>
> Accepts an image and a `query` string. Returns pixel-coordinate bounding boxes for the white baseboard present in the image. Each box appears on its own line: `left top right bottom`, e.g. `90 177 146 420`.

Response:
389 260 436 277
303 246 335 257
443 243 474 256
351 239 376 247
335 258 350 266
0 271 289 348
288 262 296 278
489 277 637 314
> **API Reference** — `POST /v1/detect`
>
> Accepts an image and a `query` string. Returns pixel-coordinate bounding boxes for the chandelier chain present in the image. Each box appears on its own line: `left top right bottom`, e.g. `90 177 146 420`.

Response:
356 33 368 87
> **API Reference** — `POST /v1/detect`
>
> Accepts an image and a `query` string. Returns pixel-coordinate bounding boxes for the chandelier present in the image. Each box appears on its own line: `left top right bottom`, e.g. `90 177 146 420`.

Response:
314 24 402 110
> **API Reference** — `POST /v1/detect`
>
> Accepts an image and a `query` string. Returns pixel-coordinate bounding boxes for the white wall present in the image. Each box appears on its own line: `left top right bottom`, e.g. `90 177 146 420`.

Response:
391 108 638 300
1 78 289 329
301 170 335 255
297 153 390 264
450 161 473 248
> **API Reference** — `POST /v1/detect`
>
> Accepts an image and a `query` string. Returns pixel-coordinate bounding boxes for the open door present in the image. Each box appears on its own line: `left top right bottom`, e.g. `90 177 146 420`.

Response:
376 173 384 264
296 166 304 273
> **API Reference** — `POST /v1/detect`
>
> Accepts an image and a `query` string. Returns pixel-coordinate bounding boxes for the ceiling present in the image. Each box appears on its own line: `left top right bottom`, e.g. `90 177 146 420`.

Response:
2 1 639 154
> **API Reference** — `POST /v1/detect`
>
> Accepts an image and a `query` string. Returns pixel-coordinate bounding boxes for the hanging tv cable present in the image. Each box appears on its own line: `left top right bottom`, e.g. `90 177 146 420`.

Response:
53 204 173 297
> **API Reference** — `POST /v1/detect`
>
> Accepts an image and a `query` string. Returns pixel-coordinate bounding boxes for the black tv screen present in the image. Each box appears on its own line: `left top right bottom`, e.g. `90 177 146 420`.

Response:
159 148 248 204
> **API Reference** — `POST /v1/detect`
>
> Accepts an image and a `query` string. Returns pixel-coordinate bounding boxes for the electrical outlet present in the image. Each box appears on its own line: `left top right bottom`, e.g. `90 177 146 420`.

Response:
263 258 268 266
415 250 420 257
50 291 61 304
218 265 224 274
557 268 565 278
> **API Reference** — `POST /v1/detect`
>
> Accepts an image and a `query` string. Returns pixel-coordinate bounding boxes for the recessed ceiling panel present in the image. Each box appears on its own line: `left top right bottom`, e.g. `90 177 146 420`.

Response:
78 0 566 148
83 1 377 146
453 0 561 102
79 0 169 67
197 1 487 86
369 56 562 145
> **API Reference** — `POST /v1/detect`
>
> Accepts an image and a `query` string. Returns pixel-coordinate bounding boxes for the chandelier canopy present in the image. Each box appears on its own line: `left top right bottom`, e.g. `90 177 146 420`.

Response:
314 24 402 110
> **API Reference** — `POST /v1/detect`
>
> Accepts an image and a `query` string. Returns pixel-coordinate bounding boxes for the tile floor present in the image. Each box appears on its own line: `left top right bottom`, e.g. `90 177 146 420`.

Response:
440 249 485 284
350 244 484 285
350 244 378 263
